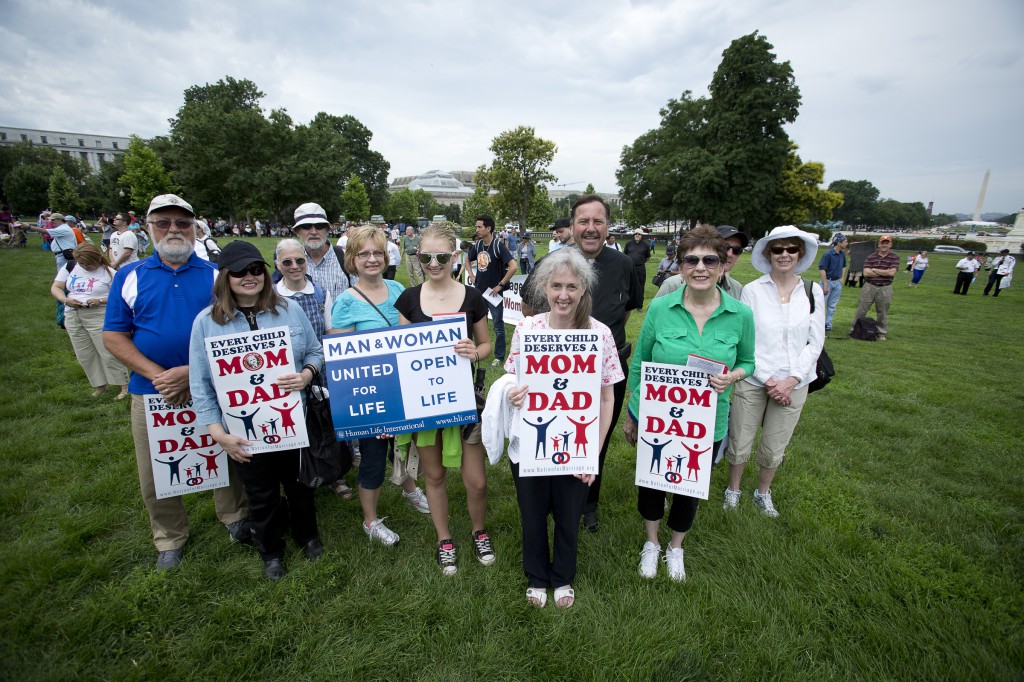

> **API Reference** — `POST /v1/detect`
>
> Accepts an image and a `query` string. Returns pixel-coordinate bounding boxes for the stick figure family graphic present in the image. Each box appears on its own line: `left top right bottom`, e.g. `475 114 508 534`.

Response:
153 449 224 487
226 401 299 443
522 415 598 464
640 437 709 482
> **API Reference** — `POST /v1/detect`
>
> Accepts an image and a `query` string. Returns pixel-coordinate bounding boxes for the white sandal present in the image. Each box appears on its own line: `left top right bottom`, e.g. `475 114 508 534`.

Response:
526 587 547 608
553 585 575 609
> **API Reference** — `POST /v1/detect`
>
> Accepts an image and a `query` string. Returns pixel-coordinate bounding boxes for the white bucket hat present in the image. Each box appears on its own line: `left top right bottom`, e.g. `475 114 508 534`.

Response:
293 202 330 228
750 225 819 274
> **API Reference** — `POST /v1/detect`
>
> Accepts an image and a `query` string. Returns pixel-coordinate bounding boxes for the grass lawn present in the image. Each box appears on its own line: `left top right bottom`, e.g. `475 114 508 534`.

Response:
1 237 1022 679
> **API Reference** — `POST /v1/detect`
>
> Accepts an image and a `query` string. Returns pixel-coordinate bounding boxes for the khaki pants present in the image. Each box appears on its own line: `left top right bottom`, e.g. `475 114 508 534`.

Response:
850 282 892 337
405 254 423 286
725 381 809 469
64 305 129 387
131 395 248 551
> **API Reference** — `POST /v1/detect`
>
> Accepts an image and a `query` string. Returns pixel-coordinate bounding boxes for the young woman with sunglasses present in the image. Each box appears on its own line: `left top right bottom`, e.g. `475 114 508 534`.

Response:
189 241 325 581
623 226 755 582
327 226 431 545
394 224 494 575
723 226 824 519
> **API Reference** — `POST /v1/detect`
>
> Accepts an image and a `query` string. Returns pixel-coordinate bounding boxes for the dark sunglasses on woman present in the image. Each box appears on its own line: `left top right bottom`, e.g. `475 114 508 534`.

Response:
228 264 265 278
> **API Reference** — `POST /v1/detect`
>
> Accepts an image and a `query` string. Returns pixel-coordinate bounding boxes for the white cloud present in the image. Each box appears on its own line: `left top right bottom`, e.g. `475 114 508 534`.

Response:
1 0 1020 214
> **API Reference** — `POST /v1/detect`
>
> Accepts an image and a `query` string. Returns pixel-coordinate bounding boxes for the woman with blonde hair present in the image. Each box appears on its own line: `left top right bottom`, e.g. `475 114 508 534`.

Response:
51 242 129 398
395 223 494 575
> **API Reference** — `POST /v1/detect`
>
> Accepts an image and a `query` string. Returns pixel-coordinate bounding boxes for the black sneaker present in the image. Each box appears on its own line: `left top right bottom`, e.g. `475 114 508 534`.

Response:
263 558 286 581
227 519 254 546
436 539 457 575
302 538 324 561
472 530 496 566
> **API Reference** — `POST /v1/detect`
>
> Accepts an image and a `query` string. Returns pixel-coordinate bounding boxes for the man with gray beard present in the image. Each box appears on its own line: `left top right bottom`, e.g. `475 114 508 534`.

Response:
104 194 250 572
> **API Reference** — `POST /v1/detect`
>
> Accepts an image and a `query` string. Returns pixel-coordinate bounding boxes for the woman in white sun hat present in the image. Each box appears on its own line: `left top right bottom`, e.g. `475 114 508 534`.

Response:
723 225 824 518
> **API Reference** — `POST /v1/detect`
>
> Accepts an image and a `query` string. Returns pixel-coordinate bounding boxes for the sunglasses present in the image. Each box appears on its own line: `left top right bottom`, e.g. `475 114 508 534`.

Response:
681 255 722 269
148 218 195 231
279 258 306 267
418 252 452 265
769 245 801 255
228 264 265 278
727 245 744 255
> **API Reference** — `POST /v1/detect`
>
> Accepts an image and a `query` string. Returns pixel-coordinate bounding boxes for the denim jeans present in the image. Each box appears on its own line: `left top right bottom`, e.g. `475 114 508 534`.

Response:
485 297 506 361
823 278 843 329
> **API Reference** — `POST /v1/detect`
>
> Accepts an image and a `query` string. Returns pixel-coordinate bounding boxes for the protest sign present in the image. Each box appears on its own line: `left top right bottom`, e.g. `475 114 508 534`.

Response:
635 361 717 499
144 394 230 499
204 325 308 454
323 317 477 440
502 274 528 325
515 328 603 477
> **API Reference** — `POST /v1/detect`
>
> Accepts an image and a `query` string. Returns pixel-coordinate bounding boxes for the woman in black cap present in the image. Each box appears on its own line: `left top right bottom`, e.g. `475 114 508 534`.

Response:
189 241 325 580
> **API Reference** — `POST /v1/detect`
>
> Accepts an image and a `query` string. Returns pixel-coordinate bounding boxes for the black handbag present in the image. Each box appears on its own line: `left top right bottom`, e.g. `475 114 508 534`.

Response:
298 366 352 488
803 280 835 393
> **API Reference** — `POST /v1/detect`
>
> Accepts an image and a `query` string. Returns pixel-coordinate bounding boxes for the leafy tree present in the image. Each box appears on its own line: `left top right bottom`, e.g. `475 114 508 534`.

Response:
704 32 800 233
828 179 880 224
770 145 843 225
317 114 391 213
479 126 557 231
167 77 274 218
617 32 800 235
1 142 89 214
460 177 496 226
384 188 418 224
339 173 371 223
439 202 461 224
583 183 596 195
119 135 176 213
931 212 959 226
412 188 440 220
525 186 556 230
48 166 82 215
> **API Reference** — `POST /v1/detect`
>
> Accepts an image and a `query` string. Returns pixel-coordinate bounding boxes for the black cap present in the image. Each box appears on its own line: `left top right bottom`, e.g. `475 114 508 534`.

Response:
553 218 571 230
219 241 268 272
1000 248 1010 254
967 251 976 256
715 225 749 248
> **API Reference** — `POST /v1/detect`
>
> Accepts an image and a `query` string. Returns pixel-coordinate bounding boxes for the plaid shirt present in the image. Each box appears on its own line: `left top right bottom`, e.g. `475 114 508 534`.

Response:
306 243 350 301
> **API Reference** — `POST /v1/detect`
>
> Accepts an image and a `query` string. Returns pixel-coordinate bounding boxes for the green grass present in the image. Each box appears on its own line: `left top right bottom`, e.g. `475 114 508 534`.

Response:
1 237 1022 679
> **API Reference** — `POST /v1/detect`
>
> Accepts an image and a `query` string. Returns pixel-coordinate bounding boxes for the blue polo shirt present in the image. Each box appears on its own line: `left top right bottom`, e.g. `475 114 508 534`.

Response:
104 253 218 394
818 248 847 280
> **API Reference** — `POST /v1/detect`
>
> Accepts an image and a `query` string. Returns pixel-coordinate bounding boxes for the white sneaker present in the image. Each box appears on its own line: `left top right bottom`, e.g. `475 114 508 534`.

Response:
664 546 686 582
723 488 742 510
753 489 780 518
402 487 431 514
363 518 400 546
638 541 661 579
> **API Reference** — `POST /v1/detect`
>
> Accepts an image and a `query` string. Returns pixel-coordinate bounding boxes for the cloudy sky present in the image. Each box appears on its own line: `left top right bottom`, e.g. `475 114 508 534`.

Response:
2 0 1021 215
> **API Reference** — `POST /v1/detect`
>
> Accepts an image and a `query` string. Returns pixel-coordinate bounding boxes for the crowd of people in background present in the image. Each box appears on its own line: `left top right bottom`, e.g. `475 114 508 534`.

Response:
17 188 1018 609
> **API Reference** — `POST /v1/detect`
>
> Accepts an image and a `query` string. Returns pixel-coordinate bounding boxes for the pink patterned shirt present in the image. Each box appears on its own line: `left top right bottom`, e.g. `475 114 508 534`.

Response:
504 313 624 386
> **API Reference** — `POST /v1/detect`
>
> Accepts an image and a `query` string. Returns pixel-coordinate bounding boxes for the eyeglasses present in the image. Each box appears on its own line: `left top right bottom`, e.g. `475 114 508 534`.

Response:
148 218 195 231
228 264 265 278
681 255 722 269
418 252 452 265
279 258 306 267
769 245 801 255
727 245 744 255
356 250 386 260
299 223 328 231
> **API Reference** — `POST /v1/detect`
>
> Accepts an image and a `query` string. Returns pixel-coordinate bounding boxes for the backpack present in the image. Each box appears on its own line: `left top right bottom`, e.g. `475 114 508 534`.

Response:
803 279 835 393
850 316 878 341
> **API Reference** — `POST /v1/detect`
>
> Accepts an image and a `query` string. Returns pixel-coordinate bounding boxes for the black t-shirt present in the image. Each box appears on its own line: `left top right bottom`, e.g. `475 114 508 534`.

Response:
468 237 515 292
624 238 652 266
522 246 642 351
394 284 489 340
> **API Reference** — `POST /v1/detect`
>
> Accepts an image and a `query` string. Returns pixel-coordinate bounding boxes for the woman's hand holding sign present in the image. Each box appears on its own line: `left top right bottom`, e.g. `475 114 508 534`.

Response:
208 423 252 463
